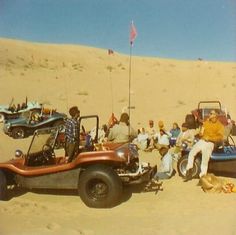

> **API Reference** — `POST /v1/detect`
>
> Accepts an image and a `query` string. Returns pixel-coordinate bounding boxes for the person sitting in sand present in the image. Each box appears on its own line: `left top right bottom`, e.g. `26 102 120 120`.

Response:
145 120 157 151
133 127 149 150
107 112 137 143
157 120 170 135
154 128 170 150
153 146 175 180
169 122 181 147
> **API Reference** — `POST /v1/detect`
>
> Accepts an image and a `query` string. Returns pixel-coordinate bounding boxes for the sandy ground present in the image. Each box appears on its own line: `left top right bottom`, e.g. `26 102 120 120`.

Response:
0 38 236 235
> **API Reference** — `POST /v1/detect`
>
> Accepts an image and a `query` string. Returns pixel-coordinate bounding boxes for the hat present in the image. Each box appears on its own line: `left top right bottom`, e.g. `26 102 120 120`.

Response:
158 120 164 127
159 146 169 156
69 106 80 117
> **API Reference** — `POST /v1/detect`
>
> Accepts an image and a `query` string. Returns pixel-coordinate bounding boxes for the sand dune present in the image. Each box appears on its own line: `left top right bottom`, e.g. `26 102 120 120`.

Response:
0 38 236 235
1 38 236 128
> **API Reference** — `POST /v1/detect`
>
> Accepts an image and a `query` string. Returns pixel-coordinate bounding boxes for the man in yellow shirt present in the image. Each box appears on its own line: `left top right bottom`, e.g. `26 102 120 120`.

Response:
184 110 224 182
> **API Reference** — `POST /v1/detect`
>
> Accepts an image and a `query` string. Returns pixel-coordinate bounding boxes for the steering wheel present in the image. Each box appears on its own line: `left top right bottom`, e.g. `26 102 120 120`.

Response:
41 144 56 164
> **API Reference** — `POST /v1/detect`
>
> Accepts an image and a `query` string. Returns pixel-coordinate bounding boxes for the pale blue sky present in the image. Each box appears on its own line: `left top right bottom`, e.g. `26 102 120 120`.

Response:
0 0 236 61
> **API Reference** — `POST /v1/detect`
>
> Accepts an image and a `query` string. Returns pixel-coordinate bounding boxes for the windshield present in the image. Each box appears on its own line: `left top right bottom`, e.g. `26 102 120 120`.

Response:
27 127 58 155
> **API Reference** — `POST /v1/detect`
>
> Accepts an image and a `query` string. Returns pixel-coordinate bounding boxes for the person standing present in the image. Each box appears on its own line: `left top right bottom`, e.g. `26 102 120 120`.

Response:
65 106 80 162
184 110 224 181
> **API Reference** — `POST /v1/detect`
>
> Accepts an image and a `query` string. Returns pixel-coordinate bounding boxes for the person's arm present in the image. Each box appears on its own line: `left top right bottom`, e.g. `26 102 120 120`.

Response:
199 125 205 137
185 131 195 143
107 127 115 141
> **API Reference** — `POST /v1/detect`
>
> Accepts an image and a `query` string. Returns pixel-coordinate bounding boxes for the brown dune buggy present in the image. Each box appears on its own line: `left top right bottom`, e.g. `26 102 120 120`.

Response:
0 115 157 208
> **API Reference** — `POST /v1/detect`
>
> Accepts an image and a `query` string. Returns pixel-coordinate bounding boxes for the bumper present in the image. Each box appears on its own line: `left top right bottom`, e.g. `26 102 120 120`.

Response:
118 163 157 185
3 126 11 136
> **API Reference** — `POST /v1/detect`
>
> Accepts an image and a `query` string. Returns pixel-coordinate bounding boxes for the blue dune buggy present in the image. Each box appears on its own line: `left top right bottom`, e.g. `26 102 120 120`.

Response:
177 136 236 178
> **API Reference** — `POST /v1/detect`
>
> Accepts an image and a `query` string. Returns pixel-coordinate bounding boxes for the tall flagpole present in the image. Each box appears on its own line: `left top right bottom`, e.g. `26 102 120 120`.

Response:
128 21 137 139
128 42 132 138
109 66 114 113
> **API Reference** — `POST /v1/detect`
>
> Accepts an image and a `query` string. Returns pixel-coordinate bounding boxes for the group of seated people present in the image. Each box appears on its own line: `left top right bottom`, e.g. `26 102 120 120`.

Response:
132 119 198 180
89 114 196 180
133 120 196 152
30 111 42 124
88 114 196 154
29 108 57 124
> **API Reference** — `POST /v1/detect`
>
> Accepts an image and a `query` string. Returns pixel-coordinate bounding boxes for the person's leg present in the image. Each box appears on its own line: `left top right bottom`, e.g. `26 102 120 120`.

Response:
186 140 202 170
184 140 203 181
67 143 76 162
199 142 214 177
154 172 170 180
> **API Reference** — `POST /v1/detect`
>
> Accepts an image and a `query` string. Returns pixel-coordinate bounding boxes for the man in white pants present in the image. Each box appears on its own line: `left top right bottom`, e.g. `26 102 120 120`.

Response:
184 110 224 182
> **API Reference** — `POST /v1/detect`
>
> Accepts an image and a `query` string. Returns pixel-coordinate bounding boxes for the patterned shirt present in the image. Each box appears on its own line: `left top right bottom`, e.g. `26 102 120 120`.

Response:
65 118 79 143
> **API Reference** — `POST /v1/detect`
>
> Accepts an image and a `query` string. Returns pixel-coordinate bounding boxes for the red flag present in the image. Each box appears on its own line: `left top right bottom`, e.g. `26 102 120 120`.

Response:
108 113 118 128
130 21 137 45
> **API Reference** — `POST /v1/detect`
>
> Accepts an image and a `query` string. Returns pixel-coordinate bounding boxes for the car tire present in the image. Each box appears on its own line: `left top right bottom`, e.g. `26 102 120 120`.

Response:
12 127 25 139
0 170 7 200
78 164 123 208
0 113 5 123
177 154 201 178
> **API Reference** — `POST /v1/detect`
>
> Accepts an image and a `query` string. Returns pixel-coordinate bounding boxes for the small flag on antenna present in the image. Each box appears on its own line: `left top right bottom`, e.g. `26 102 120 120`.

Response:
130 21 137 46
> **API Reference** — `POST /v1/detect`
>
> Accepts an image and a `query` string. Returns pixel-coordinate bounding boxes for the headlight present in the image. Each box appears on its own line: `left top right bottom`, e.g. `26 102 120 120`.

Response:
4 123 11 130
181 142 188 149
115 143 139 161
116 150 125 159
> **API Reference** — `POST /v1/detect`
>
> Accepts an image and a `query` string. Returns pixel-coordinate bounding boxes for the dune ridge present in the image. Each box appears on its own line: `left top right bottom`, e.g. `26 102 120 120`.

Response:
1 37 236 129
